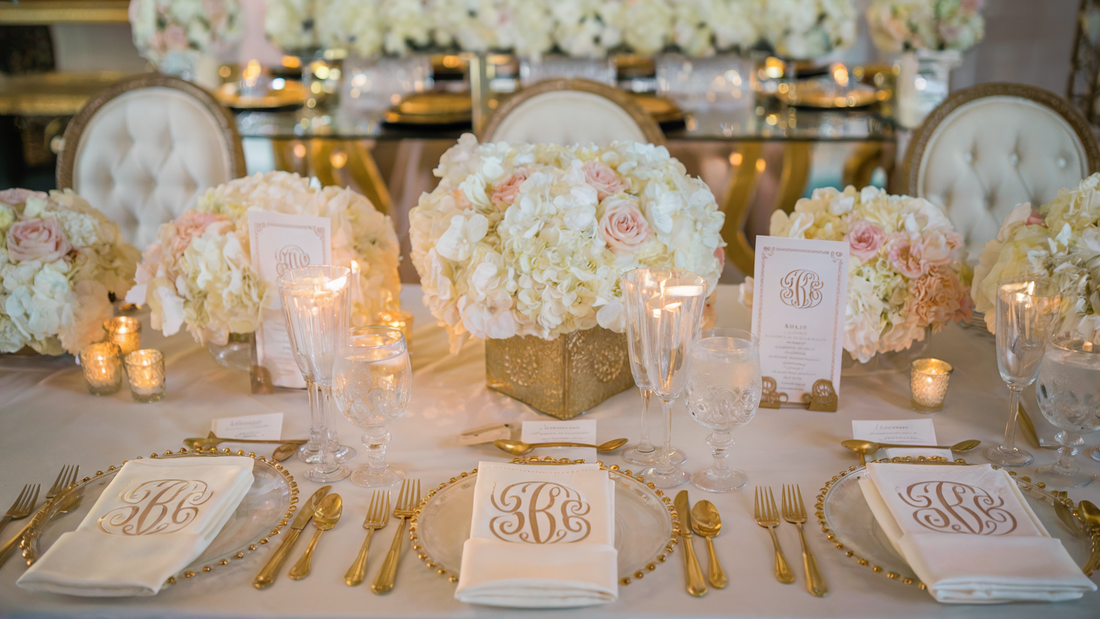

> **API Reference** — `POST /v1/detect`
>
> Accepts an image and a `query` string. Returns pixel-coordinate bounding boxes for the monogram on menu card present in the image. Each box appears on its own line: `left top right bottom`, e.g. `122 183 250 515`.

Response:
489 481 592 544
97 479 214 536
275 245 311 276
779 269 824 309
899 481 1018 535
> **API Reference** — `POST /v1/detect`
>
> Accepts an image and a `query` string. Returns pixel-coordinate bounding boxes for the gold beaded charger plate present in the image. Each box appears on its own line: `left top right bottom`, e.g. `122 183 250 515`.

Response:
20 448 297 587
817 457 1099 590
410 457 679 586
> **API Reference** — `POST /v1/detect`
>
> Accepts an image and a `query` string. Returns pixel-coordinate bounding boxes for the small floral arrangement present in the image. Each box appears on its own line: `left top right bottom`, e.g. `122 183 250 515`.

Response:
742 186 972 363
410 134 725 350
0 189 139 355
126 172 401 346
866 0 985 53
128 0 242 64
972 174 1100 342
756 0 858 60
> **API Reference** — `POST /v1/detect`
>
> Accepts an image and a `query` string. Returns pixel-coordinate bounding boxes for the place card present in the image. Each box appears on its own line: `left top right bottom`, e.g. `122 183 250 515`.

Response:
212 413 284 440
248 211 331 389
751 236 848 404
521 420 598 445
852 419 951 460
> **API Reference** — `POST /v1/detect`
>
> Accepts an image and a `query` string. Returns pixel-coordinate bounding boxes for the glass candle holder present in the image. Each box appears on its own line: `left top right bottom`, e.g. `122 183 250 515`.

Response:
124 349 165 403
375 309 413 349
910 358 953 412
80 342 123 396
103 317 142 356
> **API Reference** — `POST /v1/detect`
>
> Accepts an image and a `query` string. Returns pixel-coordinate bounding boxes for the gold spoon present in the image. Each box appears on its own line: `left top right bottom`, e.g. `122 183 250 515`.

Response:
272 443 297 462
1079 500 1100 528
691 500 727 589
184 436 308 450
493 438 629 456
843 439 980 455
289 494 342 580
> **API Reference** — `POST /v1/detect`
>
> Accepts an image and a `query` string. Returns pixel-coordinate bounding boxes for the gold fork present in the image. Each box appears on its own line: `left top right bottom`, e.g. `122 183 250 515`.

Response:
782 484 827 597
754 486 795 584
0 465 79 566
0 484 39 535
344 490 390 586
371 479 420 595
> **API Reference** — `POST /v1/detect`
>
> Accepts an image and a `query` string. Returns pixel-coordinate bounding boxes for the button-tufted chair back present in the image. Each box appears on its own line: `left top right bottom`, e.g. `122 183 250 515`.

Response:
479 78 665 146
903 83 1100 261
56 74 247 249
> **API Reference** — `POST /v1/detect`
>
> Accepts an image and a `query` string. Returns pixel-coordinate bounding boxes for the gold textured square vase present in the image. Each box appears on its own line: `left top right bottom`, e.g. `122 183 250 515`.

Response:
485 327 635 419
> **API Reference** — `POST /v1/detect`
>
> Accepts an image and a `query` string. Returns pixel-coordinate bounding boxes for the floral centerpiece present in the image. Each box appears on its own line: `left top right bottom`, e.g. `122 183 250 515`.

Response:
0 189 139 356
972 174 1100 342
756 0 858 60
866 0 985 53
126 172 401 347
129 0 242 76
742 186 972 363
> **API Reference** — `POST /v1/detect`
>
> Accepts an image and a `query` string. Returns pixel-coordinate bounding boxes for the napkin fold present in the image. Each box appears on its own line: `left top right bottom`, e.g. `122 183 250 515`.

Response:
455 462 617 608
18 457 254 597
859 462 1096 603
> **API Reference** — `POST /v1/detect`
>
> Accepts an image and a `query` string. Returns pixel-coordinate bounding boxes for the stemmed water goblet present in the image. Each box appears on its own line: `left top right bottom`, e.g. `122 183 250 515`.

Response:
985 276 1063 467
685 328 761 492
1034 333 1100 487
278 265 352 483
333 326 412 488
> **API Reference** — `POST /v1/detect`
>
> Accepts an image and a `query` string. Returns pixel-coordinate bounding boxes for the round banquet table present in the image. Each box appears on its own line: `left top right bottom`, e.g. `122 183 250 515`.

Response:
1 284 1098 619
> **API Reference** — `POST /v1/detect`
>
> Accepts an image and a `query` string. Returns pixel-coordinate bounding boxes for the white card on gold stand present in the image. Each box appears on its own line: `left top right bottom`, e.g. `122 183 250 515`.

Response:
750 236 848 404
248 211 331 389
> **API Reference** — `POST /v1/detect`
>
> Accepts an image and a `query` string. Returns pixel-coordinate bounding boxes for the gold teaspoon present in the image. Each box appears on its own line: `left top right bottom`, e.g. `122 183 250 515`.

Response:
842 439 980 456
288 494 342 580
493 438 629 456
691 500 727 589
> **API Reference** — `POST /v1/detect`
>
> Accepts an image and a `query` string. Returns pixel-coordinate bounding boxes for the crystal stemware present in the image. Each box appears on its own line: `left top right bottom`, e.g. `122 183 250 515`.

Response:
985 276 1062 467
624 268 708 489
278 265 352 483
333 327 412 488
1034 334 1100 487
685 328 761 492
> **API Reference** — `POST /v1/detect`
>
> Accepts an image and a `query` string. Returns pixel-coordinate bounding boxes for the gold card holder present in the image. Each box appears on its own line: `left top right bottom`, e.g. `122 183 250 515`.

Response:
760 377 837 412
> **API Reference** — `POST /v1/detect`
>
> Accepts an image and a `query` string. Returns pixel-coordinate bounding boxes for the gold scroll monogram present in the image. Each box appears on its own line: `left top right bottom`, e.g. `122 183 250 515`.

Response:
779 269 824 309
899 481 1018 535
98 479 214 536
489 481 592 544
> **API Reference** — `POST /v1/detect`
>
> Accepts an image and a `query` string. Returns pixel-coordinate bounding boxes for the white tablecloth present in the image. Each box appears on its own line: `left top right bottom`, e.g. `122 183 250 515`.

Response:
1 285 1098 619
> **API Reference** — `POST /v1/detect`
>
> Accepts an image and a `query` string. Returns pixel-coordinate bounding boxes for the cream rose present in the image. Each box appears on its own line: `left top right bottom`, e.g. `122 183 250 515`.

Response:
491 168 529 208
7 217 72 263
599 197 652 254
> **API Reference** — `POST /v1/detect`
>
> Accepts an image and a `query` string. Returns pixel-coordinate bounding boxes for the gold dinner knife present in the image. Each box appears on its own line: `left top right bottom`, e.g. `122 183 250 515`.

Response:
674 490 708 597
253 485 330 589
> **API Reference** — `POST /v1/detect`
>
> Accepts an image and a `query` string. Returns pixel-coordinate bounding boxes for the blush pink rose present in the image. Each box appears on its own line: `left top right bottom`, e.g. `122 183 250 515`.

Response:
490 168 529 208
846 220 885 263
1025 210 1046 227
886 233 925 279
583 161 628 201
599 198 652 253
0 188 47 207
7 217 71 263
164 24 189 51
170 211 228 256
909 266 966 328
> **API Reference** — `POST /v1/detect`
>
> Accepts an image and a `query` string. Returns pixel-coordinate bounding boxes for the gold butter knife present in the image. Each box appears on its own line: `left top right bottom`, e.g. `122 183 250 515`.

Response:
674 490 708 597
253 485 330 589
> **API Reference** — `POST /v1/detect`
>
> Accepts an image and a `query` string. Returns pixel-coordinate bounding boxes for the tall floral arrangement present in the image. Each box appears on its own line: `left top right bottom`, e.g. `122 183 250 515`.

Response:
0 189 139 355
129 0 242 64
756 0 857 60
866 0 985 53
743 186 971 363
972 174 1100 342
410 135 725 351
126 172 401 345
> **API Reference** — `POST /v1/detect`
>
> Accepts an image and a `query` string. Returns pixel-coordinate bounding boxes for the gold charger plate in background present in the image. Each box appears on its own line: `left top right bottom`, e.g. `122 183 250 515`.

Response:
631 94 685 124
215 80 307 110
779 80 881 109
384 91 472 125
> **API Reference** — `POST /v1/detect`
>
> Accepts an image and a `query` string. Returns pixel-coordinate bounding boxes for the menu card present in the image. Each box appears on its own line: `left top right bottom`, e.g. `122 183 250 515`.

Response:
751 236 848 404
249 211 331 389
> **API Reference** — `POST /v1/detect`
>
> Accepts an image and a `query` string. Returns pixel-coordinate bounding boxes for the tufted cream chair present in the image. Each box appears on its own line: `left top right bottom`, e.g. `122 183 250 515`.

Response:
903 83 1100 260
57 74 246 248
479 78 665 146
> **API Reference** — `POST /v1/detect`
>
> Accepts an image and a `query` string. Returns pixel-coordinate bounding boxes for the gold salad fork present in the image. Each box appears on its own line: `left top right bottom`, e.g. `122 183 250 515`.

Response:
782 484 827 597
754 486 795 584
371 479 420 594
0 484 39 535
345 490 390 586
0 465 79 566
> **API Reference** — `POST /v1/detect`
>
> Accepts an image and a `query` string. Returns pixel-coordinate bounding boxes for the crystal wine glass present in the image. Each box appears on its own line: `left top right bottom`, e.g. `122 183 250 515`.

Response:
1034 334 1100 487
624 268 708 489
278 265 352 483
685 328 761 492
985 276 1063 467
333 326 412 488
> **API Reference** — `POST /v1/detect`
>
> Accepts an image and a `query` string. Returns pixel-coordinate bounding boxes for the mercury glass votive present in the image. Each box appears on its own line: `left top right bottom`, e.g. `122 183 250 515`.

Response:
124 349 165 403
910 358 954 412
375 309 413 349
80 342 123 396
103 316 142 356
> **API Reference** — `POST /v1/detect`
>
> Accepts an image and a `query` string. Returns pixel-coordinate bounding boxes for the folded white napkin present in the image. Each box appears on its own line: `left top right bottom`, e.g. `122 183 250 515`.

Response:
18 457 254 597
455 462 617 608
860 462 1096 603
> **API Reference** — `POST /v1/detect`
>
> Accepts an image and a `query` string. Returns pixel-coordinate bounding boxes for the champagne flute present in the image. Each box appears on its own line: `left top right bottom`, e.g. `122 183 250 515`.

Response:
1034 334 1100 487
985 276 1062 467
334 327 412 488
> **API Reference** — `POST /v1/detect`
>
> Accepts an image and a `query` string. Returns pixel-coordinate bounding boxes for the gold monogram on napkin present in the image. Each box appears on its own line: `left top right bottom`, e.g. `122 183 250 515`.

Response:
97 479 215 536
897 480 1019 536
489 481 592 544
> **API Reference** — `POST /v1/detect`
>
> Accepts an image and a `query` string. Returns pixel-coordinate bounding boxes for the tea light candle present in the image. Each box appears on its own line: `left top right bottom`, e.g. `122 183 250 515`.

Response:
80 342 122 396
103 316 141 356
124 349 166 403
375 309 413 348
910 358 954 413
